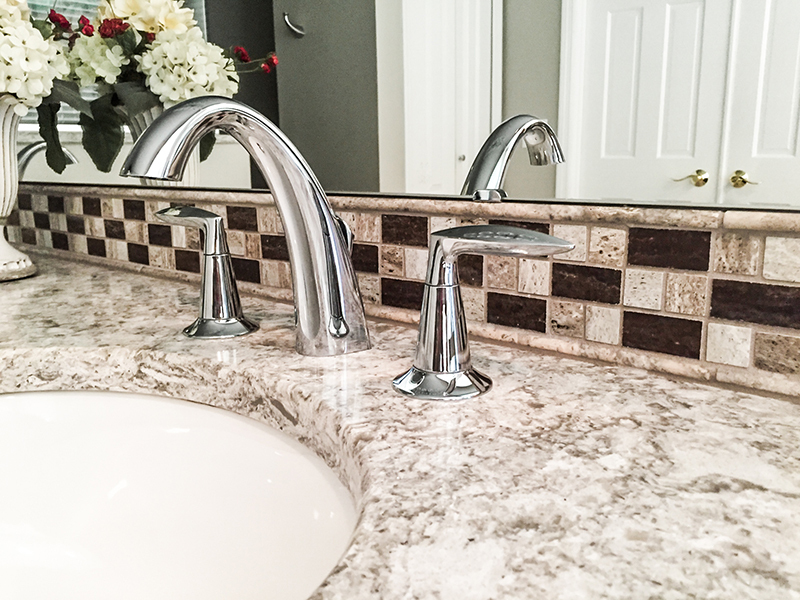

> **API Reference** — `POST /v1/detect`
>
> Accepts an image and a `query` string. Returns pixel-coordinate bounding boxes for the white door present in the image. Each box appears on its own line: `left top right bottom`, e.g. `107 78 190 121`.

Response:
719 0 800 207
561 0 732 203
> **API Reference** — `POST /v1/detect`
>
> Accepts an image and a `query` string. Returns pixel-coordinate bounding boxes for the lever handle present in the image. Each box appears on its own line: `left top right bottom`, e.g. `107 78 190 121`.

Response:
730 170 759 188
156 206 227 254
672 169 708 187
283 12 306 37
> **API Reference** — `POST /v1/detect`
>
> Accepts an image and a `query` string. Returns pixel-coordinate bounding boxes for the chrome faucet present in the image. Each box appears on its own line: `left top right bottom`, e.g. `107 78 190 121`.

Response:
461 115 564 202
120 97 371 356
393 225 574 401
18 141 78 178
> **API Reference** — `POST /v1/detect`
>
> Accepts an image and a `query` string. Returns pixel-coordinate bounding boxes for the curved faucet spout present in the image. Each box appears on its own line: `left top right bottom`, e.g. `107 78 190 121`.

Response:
461 114 564 202
120 96 371 356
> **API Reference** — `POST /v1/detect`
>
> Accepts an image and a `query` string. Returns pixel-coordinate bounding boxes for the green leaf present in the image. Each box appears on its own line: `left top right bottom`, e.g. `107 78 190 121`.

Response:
116 28 140 56
113 81 161 116
199 132 216 162
31 19 54 39
80 96 125 173
36 104 67 174
42 79 93 117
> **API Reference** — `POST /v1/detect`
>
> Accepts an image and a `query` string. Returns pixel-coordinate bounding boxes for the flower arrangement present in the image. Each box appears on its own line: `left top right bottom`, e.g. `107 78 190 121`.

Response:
33 0 277 173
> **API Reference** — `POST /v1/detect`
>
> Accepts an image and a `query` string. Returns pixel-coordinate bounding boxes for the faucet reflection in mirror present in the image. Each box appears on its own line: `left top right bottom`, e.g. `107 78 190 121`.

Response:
121 96 371 357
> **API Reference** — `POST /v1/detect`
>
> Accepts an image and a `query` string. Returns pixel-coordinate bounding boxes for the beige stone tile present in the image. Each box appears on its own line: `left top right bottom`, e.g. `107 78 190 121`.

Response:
356 213 381 243
706 323 751 368
665 273 707 316
549 300 584 338
461 287 485 322
36 229 51 248
171 225 187 249
19 211 34 228
261 260 292 289
6 226 20 243
518 259 550 295
107 240 128 261
101 197 124 219
380 246 404 276
69 234 87 254
458 217 488 226
245 233 261 259
49 213 67 232
124 221 147 244
31 195 48 212
754 332 800 375
65 197 82 214
430 216 458 233
486 255 518 290
586 305 621 345
337 211 357 236
623 269 664 310
185 227 201 251
357 273 381 304
257 206 281 234
148 246 174 270
588 227 626 267
552 224 587 261
763 236 800 283
227 230 246 257
85 217 105 238
713 232 761 275
404 247 428 281
144 201 163 222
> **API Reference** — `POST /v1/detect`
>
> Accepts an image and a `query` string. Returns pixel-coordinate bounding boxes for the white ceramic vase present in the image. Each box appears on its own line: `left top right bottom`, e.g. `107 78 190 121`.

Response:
0 95 36 282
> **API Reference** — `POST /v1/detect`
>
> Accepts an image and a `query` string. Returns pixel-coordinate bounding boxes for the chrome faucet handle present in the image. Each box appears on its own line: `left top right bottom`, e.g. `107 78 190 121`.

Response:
393 225 574 401
156 206 258 339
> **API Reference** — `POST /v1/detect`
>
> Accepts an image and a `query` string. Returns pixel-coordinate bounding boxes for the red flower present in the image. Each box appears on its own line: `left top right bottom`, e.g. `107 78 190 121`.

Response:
98 18 130 39
261 62 272 74
145 32 156 43
267 53 278 67
234 46 251 63
78 15 94 36
261 53 278 73
48 9 71 31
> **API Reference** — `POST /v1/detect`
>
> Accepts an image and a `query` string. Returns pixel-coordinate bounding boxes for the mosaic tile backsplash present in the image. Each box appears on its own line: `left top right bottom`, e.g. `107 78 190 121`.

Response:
6 186 800 397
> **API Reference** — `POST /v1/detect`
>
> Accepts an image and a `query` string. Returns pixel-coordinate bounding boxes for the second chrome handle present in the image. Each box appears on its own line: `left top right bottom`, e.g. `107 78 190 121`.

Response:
730 170 759 188
673 169 708 187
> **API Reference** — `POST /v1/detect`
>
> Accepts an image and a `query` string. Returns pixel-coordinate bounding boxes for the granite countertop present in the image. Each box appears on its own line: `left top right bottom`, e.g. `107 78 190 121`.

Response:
2 255 800 599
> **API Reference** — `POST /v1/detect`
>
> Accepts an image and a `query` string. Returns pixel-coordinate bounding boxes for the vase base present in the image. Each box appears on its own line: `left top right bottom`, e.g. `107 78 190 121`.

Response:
0 257 37 282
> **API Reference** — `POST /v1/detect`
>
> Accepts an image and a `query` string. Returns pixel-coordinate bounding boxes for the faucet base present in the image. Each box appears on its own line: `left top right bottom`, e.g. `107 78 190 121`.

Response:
392 366 492 401
183 316 259 339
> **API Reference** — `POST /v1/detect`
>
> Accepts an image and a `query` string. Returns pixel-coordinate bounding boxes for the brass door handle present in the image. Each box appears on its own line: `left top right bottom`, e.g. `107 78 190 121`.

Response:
730 170 759 188
673 169 708 187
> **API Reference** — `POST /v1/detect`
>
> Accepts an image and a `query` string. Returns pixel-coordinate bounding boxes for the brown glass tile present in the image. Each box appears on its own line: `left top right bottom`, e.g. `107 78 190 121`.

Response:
51 231 69 250
66 215 85 235
488 219 549 234
48 196 64 213
552 263 621 304
104 220 125 240
261 235 290 261
17 194 31 210
33 213 50 230
753 333 800 375
487 292 546 332
123 199 145 221
382 215 428 247
7 211 19 226
231 257 261 283
381 277 425 310
458 254 483 287
628 228 710 271
127 243 149 265
148 224 172 247
175 249 201 274
711 279 800 330
352 243 379 273
622 311 702 359
83 197 102 216
21 228 36 244
87 238 106 258
226 206 258 231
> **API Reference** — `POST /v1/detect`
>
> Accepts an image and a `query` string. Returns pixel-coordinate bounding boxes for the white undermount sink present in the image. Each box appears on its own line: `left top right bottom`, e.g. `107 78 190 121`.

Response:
0 390 357 600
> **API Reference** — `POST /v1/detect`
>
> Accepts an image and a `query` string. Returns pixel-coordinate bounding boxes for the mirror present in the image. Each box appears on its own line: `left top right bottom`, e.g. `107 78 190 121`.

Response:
17 0 800 211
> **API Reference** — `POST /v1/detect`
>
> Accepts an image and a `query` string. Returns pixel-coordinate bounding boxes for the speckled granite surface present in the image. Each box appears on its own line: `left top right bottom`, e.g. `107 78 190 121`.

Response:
2 256 800 599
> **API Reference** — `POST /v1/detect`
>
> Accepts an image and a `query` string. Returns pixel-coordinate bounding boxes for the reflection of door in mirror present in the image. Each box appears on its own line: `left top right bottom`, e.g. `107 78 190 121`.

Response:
559 0 800 208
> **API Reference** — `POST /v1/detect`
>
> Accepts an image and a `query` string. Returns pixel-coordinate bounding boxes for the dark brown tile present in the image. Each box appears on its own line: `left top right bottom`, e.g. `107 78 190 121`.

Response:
459 254 483 287
352 243 379 273
123 199 145 221
231 257 260 283
261 235 289 261
487 292 546 332
382 277 425 310
382 215 428 247
711 280 800 330
754 333 800 375
488 219 549 234
622 311 702 358
127 243 149 265
33 213 50 230
87 238 106 257
227 206 258 231
21 228 36 244
66 215 85 235
175 249 201 273
628 228 710 271
148 224 172 247
7 210 19 226
51 231 69 250
48 196 64 213
104 220 125 240
83 197 102 216
17 194 31 210
552 263 621 304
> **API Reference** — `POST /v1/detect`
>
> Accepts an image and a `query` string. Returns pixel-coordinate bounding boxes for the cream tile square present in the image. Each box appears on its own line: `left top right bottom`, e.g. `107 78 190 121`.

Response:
124 221 146 244
713 232 761 275
623 269 664 310
31 195 48 212
549 300 585 338
706 323 751 367
665 273 707 316
430 216 458 233
227 230 246 257
404 247 428 281
380 246 404 276
588 227 626 267
36 229 51 248
65 197 82 214
19 211 34 228
148 246 174 270
586 305 621 345
461 287 485 321
356 213 381 243
107 240 128 261
50 213 67 232
69 234 87 254
357 273 381 304
171 225 187 249
102 198 124 219
486 255 518 290
6 226 20 243
552 224 587 261
261 259 292 289
85 217 105 237
763 237 800 283
518 259 550 295
257 206 281 234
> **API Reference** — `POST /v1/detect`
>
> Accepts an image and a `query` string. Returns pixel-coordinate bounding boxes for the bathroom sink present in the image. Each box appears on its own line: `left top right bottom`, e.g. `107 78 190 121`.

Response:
0 391 356 600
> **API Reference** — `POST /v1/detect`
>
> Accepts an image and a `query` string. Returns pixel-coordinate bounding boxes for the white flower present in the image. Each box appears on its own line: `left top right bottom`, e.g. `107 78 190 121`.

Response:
138 27 238 106
0 4 70 115
68 34 130 86
98 0 196 34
